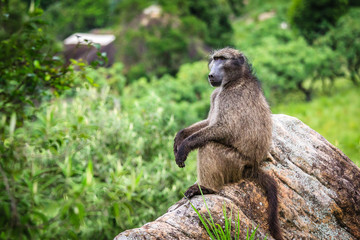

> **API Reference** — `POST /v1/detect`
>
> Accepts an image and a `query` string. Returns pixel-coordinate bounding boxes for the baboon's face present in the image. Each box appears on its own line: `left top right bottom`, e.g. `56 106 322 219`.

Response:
208 48 245 87
208 56 226 87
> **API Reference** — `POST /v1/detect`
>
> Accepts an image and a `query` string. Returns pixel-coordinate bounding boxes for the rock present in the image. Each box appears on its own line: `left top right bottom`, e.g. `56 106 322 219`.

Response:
114 114 360 240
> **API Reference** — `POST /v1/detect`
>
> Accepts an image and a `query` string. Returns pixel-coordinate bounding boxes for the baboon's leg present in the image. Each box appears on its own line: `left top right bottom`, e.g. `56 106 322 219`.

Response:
197 142 250 190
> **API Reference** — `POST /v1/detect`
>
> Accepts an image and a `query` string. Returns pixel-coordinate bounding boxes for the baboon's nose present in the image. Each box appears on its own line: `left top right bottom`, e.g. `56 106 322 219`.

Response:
208 74 214 80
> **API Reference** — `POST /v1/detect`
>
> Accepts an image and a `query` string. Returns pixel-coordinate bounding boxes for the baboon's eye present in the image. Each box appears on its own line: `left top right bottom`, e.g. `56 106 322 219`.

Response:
214 56 226 61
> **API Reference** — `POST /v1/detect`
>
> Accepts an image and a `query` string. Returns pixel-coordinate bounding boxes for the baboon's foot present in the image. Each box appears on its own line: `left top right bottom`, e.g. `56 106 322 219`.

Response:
184 184 216 199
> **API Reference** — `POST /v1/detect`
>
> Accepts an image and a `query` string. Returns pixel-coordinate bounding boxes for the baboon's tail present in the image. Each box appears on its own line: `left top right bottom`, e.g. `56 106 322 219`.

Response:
256 170 283 240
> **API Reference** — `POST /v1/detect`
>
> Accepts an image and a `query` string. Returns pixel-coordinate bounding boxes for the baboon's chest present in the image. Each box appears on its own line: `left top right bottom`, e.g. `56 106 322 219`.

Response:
208 95 218 125
209 94 229 125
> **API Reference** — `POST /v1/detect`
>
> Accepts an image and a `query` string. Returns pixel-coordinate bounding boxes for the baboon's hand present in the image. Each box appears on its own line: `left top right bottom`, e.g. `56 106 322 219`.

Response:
175 144 188 168
174 129 186 155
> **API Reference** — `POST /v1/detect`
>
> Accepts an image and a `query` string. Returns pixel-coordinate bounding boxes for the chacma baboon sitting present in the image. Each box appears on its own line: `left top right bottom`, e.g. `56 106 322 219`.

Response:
173 47 283 240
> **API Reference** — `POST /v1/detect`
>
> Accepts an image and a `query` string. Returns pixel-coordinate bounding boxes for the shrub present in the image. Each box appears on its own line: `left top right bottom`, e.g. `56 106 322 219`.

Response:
117 0 233 79
44 0 111 39
0 1 74 123
248 36 341 102
0 60 211 238
0 83 198 239
318 8 360 85
288 0 349 43
124 26 190 80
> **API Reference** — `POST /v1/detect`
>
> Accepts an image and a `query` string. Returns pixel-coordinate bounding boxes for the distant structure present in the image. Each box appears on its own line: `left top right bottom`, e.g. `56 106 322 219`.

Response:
140 5 162 26
63 33 116 67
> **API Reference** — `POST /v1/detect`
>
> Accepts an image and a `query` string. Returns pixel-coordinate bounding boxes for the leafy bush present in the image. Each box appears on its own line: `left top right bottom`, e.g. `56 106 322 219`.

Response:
233 16 293 50
0 60 212 239
288 0 349 43
0 86 188 239
0 1 74 122
123 26 190 80
44 0 111 39
318 8 360 85
116 0 233 79
183 0 233 47
247 36 341 102
0 2 104 128
233 9 343 102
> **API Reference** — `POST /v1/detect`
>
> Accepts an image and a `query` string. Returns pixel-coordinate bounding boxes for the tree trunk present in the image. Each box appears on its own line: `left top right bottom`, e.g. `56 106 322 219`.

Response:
114 114 360 240
296 82 312 102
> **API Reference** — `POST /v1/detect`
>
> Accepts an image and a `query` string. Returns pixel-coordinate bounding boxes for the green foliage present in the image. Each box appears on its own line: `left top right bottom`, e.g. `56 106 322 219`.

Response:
0 85 187 239
112 0 150 23
241 0 289 17
184 0 233 47
227 0 245 16
44 0 111 39
233 7 344 102
117 0 233 78
0 2 105 125
233 17 293 50
288 0 349 43
318 8 360 85
0 1 74 121
152 0 234 47
121 61 212 125
124 26 190 80
249 36 341 102
0 60 212 239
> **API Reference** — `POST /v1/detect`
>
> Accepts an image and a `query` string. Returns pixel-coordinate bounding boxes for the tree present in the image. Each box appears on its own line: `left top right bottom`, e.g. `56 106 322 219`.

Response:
117 0 234 79
44 0 111 40
288 0 349 43
0 1 102 126
0 1 74 122
319 8 360 85
251 36 341 101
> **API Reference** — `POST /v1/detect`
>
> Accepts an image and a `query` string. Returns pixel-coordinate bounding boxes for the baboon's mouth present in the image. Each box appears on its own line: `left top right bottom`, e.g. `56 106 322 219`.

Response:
210 80 221 87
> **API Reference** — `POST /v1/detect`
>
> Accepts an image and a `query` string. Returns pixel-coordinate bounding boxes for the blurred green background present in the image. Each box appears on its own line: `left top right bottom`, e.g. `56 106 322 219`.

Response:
0 0 359 239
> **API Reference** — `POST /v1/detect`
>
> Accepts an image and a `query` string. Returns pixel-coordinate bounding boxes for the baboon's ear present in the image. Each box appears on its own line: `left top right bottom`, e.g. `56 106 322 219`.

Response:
239 55 245 65
232 55 245 66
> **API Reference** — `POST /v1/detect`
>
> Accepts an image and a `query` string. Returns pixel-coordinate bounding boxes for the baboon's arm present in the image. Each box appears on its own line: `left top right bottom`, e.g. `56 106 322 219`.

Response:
174 88 218 156
175 124 226 167
183 120 210 136
174 119 209 154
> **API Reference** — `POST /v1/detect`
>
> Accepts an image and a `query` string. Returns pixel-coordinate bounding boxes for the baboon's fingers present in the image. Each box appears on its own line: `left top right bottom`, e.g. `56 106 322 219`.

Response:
176 161 185 168
175 143 189 167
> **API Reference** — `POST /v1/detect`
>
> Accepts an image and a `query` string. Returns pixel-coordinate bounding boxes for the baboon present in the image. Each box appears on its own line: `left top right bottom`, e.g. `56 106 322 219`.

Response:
173 47 283 240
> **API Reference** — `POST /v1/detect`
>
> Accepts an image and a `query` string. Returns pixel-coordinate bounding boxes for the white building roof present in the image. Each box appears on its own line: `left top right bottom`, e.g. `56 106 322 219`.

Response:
64 33 115 46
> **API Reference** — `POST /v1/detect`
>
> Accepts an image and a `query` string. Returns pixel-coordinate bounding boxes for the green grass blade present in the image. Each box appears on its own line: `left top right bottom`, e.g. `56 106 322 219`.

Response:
215 223 225 239
188 200 216 240
249 225 258 240
197 184 221 240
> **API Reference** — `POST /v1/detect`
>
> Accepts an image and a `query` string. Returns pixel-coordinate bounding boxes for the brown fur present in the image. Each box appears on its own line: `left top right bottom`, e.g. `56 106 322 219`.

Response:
174 47 283 240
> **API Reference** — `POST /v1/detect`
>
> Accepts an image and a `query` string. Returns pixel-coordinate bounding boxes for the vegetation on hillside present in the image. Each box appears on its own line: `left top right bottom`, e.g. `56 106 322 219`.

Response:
0 0 359 239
